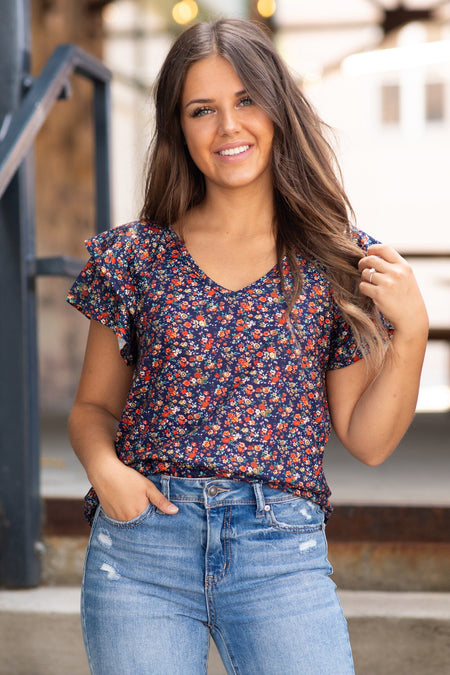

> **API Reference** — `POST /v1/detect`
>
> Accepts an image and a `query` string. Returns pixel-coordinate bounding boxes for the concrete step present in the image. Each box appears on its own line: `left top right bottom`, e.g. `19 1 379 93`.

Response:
0 589 449 675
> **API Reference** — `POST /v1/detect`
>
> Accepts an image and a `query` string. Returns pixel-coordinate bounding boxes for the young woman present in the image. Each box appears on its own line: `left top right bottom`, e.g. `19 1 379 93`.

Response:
67 18 428 675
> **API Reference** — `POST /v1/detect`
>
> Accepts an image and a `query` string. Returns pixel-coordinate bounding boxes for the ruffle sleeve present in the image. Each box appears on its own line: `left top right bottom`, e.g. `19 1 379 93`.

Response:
327 227 393 370
327 313 362 370
66 223 143 365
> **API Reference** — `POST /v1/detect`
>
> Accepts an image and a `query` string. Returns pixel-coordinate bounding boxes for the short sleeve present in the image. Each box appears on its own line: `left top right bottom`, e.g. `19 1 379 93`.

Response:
327 227 393 370
327 311 362 370
66 223 142 365
350 227 379 254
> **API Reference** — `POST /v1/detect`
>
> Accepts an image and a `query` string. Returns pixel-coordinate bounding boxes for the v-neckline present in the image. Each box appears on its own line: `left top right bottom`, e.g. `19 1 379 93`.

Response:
167 227 280 294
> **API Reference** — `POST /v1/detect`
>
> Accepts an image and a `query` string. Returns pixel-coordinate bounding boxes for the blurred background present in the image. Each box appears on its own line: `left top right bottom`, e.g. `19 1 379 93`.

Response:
35 0 449 520
1 3 449 671
32 0 449 525
33 0 450 421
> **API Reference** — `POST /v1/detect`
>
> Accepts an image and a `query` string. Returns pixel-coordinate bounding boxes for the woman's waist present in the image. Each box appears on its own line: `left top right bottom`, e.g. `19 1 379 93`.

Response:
144 473 318 508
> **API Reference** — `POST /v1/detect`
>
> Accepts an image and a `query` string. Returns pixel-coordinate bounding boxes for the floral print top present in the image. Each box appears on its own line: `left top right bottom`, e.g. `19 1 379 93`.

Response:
67 221 381 524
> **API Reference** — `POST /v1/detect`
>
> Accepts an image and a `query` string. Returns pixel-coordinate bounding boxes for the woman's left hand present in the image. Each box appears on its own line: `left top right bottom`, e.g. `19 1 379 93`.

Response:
358 243 429 338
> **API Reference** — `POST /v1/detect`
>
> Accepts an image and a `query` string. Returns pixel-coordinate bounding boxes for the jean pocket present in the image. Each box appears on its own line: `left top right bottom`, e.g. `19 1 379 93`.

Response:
266 498 324 533
98 502 156 528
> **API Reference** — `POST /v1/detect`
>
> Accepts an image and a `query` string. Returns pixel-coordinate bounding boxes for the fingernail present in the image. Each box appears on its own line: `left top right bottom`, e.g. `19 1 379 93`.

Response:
167 504 178 514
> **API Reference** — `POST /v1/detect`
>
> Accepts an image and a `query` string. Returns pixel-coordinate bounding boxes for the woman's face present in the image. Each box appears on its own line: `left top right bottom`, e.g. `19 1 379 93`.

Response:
180 55 274 194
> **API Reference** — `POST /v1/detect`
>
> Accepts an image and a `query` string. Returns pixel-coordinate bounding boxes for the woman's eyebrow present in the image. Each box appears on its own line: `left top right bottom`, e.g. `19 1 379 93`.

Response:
184 97 213 109
184 90 248 109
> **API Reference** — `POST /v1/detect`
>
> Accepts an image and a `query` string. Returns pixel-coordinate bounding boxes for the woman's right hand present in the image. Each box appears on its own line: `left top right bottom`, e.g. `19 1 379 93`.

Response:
68 321 179 522
91 457 178 522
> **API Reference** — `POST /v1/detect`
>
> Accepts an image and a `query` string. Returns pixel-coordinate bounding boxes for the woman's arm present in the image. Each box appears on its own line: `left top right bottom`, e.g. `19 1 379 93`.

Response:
68 320 178 520
326 244 429 465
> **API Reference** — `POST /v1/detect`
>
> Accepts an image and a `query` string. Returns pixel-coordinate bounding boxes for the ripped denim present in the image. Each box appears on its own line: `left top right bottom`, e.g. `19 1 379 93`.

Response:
81 475 354 675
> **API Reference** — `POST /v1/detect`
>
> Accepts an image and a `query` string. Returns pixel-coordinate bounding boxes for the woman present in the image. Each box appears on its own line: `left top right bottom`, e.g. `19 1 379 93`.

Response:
67 18 428 675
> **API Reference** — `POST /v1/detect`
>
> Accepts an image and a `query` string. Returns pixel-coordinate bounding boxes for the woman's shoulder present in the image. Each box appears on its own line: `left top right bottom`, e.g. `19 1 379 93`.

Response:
349 226 382 252
84 220 167 263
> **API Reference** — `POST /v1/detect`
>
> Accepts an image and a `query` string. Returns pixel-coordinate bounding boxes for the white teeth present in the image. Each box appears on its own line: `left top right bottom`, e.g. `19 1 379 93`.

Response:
218 145 250 156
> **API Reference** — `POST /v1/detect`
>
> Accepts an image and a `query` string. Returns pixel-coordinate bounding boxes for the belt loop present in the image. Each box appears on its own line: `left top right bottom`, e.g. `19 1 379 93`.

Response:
161 475 170 500
157 476 170 514
253 483 266 518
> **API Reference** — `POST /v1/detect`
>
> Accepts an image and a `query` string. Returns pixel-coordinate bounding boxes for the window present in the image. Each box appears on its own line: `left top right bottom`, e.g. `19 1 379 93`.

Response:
425 82 445 122
381 84 400 124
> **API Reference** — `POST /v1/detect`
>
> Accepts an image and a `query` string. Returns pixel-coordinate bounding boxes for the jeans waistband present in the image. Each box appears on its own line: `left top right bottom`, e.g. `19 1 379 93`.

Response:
148 475 303 516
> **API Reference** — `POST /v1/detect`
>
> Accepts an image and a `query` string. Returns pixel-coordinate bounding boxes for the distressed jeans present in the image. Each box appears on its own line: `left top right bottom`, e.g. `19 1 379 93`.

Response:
82 475 354 674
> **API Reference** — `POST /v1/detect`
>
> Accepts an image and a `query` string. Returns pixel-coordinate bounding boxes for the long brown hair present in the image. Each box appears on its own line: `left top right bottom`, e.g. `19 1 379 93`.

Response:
140 18 388 368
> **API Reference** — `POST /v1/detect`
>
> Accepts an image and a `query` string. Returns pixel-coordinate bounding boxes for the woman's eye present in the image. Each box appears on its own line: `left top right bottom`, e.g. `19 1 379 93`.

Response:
191 106 213 118
238 96 253 107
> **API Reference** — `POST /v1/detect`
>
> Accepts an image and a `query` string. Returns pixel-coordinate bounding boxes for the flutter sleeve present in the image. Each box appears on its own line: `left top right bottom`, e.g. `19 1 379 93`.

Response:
327 227 393 370
66 224 141 365
327 312 362 370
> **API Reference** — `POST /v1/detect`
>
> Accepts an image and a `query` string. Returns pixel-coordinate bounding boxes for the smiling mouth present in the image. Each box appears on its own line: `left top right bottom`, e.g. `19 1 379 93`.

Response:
217 145 250 156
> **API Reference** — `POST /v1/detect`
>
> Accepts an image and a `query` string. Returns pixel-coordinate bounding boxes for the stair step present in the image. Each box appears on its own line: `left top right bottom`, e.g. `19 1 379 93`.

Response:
0 589 449 675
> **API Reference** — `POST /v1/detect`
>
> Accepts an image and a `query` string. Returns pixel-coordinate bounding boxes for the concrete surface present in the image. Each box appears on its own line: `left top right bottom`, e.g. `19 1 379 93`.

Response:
324 412 450 507
1 588 449 675
327 541 450 592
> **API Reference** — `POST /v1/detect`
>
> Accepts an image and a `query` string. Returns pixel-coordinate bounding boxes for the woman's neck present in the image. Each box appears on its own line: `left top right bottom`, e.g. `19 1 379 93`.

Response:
186 182 276 239
173 183 278 293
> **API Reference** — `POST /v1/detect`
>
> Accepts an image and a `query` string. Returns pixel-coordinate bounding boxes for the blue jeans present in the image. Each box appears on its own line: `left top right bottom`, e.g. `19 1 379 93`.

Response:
82 476 354 674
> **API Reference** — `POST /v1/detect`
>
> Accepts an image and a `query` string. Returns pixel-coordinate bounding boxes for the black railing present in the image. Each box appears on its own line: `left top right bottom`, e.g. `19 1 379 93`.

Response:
0 39 111 587
0 43 111 275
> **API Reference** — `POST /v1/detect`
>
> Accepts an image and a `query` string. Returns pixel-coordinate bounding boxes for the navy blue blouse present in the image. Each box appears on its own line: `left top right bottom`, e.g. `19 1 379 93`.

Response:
67 221 381 523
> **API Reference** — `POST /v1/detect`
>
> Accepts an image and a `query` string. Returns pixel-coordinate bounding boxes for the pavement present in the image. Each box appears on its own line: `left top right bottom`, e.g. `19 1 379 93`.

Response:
1 587 449 675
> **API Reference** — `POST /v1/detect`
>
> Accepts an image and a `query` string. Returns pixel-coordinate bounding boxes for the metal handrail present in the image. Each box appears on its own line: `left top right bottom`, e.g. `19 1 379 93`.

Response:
34 255 88 278
0 43 111 233
0 36 111 588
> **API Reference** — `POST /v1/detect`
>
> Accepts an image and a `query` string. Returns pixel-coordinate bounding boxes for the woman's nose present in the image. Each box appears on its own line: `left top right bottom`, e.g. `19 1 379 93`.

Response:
218 108 241 135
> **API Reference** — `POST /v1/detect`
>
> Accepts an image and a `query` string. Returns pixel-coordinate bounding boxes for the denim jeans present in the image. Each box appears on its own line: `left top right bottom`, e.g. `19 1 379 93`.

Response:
82 476 354 674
